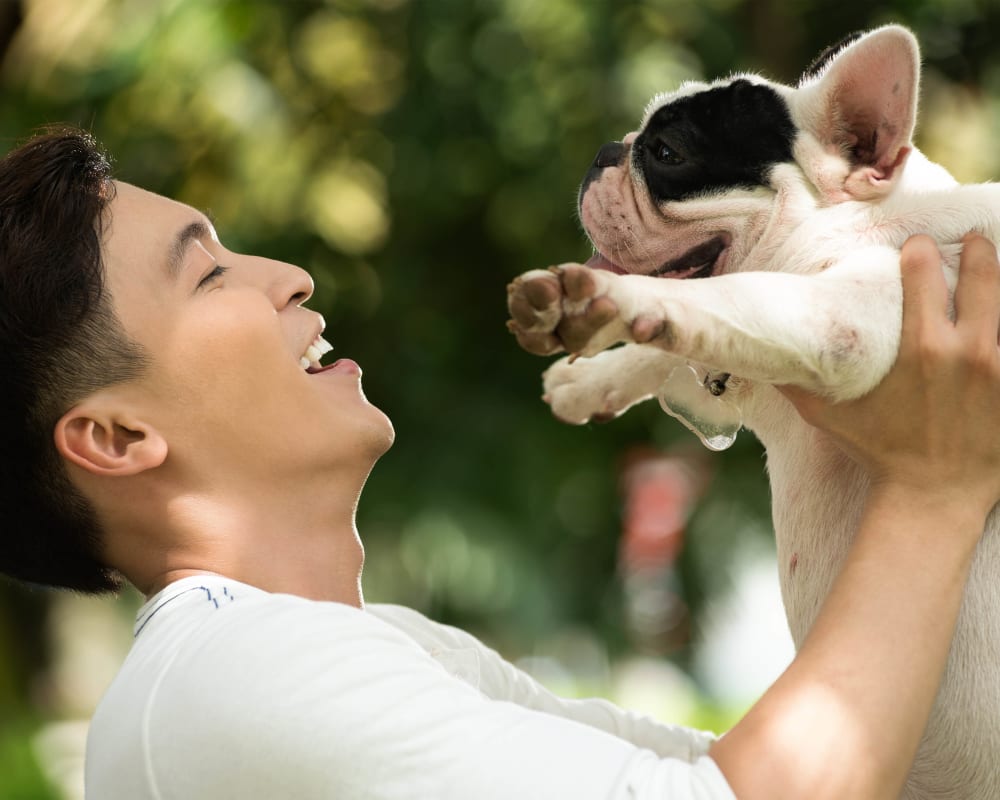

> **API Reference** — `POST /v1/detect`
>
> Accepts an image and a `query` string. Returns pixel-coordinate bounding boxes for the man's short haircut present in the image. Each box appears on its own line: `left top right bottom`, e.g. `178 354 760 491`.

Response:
0 127 147 593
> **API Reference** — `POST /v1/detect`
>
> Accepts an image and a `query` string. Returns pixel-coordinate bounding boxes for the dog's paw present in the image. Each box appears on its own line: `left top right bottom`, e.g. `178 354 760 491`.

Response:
542 355 632 424
506 264 631 357
543 345 678 424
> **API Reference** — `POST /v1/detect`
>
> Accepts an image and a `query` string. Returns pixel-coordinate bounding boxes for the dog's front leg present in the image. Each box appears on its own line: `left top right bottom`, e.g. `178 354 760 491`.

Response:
508 247 906 401
542 345 685 424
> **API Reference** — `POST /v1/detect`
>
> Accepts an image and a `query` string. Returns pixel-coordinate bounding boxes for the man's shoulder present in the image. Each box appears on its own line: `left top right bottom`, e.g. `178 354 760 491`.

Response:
87 587 482 799
367 602 496 657
93 581 442 742
135 577 424 659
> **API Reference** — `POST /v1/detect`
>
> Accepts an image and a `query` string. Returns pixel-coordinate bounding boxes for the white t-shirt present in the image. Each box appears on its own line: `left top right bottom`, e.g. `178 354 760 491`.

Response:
85 575 736 799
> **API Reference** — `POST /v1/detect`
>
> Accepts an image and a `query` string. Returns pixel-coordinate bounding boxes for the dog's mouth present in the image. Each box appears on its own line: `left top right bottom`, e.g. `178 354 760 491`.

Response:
586 235 730 279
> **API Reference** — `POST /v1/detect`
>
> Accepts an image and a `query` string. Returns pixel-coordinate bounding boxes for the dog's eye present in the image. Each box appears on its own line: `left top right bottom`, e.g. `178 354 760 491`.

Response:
654 140 684 166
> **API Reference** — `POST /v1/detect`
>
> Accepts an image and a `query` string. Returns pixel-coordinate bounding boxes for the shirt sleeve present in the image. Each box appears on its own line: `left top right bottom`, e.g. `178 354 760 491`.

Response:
369 603 718 762
137 595 736 800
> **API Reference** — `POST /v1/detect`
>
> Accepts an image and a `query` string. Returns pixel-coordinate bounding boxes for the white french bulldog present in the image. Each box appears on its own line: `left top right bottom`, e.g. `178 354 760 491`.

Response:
507 25 1000 800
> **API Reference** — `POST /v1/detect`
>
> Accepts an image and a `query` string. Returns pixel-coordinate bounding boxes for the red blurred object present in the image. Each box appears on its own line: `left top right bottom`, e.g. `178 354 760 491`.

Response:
619 448 706 572
617 447 711 653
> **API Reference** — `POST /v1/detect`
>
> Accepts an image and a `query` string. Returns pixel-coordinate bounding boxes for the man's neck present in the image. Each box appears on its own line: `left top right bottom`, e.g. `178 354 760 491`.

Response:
143 536 365 607
123 487 367 607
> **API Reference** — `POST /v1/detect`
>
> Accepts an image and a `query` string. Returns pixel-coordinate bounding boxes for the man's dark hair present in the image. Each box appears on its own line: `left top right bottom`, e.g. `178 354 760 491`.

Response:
0 127 147 593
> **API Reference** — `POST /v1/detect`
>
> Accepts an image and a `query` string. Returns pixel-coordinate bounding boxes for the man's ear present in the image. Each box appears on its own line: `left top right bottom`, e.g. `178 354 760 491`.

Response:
790 25 919 202
54 402 168 477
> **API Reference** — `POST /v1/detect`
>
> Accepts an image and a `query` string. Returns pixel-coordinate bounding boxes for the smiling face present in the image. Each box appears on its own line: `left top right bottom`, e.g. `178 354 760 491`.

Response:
100 181 394 493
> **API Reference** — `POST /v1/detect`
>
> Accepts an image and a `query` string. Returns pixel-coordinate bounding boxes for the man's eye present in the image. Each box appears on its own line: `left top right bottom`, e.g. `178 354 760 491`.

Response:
654 140 684 165
198 264 229 288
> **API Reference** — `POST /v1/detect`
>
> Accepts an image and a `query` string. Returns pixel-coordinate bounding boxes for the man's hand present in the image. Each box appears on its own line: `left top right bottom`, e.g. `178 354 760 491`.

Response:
781 233 1000 520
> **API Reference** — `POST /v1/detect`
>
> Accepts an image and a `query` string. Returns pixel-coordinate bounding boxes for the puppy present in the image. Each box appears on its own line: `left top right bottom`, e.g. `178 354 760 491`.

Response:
507 26 1000 800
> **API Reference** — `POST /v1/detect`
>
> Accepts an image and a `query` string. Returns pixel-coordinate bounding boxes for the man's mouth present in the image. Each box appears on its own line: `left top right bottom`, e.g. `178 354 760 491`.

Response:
309 358 361 377
300 334 334 371
298 335 362 377
586 234 729 279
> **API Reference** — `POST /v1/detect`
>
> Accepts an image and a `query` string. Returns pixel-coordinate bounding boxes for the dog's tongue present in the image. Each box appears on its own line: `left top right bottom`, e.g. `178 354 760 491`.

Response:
585 252 627 274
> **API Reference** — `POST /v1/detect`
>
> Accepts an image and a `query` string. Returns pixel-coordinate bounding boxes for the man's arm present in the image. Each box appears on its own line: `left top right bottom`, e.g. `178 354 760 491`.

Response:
711 234 1000 799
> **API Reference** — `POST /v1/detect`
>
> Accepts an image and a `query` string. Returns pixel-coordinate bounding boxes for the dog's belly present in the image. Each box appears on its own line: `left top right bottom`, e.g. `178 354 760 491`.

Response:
904 530 1000 800
753 397 1000 800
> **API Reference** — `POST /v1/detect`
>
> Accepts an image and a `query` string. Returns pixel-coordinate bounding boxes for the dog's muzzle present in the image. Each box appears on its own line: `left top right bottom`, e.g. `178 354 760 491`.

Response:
593 141 626 168
578 140 628 206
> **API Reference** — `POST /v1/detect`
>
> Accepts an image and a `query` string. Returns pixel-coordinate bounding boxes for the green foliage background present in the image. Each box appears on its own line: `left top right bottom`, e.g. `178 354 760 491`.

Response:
1 0 999 796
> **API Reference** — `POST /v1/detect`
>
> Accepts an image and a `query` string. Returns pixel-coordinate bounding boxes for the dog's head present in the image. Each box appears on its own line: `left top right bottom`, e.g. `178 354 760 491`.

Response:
578 25 921 277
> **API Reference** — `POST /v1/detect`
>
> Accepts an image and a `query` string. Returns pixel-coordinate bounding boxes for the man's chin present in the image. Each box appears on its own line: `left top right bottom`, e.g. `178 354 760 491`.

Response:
366 408 396 459
374 423 395 458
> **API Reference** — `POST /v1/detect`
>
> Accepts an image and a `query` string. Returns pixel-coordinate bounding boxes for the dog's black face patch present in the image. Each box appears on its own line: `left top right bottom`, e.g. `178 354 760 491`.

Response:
635 79 796 203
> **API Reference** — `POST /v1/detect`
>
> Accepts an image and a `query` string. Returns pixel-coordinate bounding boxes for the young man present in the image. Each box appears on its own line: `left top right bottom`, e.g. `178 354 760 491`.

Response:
2 127 999 800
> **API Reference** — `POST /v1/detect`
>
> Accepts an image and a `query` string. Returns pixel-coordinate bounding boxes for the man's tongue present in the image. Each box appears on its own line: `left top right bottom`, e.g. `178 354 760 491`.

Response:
585 252 627 274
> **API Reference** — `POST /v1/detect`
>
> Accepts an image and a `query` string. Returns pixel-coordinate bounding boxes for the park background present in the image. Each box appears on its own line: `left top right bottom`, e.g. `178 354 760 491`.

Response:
1 0 998 796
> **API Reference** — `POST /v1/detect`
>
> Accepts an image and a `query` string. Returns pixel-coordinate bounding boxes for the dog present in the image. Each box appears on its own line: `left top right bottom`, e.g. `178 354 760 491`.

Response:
506 25 1000 800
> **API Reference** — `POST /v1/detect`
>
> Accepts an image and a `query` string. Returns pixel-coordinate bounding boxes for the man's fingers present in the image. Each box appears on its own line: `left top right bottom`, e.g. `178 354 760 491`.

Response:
898 234 949 344
953 233 1000 338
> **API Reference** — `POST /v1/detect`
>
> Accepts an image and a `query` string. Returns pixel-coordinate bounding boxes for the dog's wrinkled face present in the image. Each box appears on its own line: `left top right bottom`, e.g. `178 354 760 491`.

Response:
577 25 922 279
578 78 798 279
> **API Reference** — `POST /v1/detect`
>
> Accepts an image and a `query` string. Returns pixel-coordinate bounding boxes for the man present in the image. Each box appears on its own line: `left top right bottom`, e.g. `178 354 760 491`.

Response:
2 127 999 800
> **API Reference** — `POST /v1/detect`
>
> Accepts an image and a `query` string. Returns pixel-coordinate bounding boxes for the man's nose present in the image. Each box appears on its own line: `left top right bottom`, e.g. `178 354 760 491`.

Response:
257 259 314 310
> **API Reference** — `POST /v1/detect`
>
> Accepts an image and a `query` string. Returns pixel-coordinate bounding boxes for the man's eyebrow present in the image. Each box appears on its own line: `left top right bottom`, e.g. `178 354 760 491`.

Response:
166 219 213 281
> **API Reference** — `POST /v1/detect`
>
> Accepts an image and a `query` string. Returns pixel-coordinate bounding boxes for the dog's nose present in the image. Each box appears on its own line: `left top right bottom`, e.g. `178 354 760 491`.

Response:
593 141 626 169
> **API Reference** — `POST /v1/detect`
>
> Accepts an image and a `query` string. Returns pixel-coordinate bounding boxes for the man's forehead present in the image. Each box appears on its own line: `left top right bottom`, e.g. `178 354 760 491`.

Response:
112 180 214 223
106 181 218 252
99 181 220 306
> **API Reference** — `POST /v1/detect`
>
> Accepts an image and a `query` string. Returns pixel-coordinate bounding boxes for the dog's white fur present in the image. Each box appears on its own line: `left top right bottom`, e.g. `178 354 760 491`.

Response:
510 26 1000 800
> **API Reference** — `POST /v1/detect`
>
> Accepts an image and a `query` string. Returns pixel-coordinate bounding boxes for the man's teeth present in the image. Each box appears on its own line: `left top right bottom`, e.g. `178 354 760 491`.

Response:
300 335 334 370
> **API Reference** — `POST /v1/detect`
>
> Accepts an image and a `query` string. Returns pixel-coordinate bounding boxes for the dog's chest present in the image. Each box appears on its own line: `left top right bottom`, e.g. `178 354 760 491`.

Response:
749 409 867 642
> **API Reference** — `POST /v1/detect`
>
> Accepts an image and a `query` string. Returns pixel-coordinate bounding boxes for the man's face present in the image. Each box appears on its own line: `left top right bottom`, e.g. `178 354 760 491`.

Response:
100 181 394 490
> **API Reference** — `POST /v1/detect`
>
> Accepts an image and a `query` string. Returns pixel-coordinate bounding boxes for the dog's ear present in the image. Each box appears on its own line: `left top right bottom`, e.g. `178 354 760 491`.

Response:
790 25 919 202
